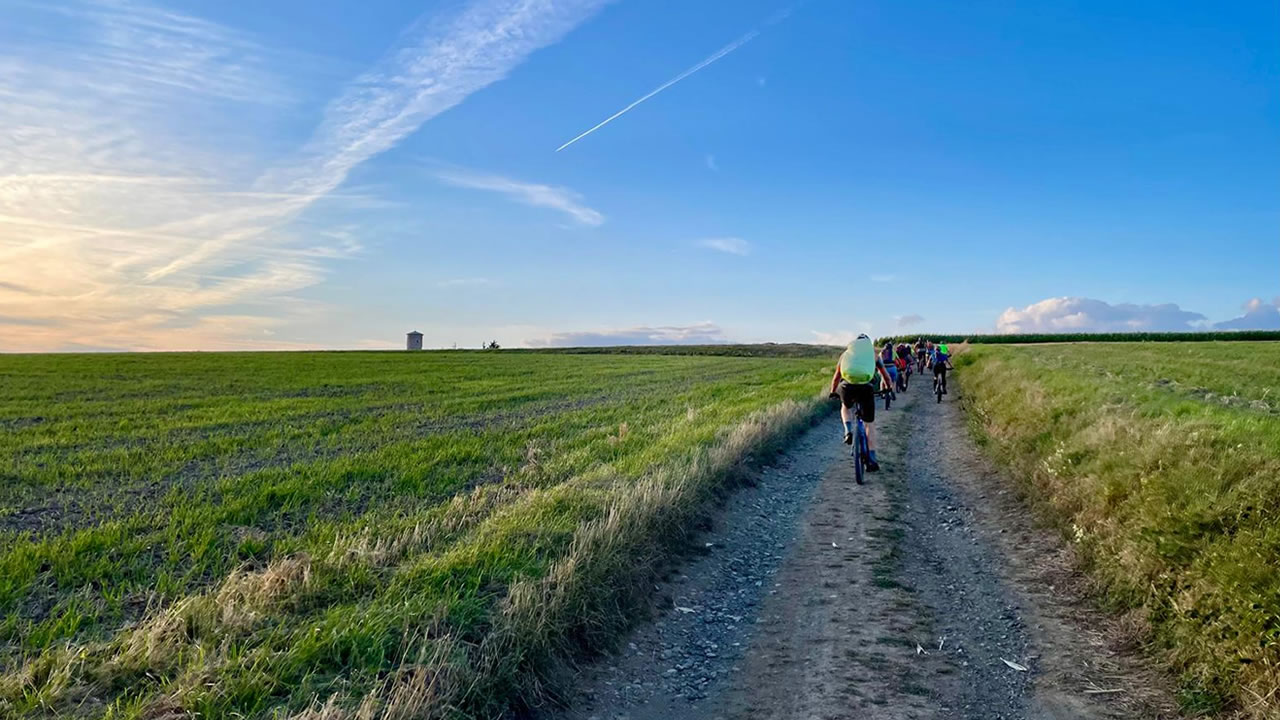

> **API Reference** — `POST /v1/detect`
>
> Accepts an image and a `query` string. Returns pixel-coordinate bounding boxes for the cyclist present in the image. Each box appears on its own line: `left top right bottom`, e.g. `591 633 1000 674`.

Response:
880 342 898 394
828 334 895 471
913 338 927 373
894 343 911 390
932 341 953 394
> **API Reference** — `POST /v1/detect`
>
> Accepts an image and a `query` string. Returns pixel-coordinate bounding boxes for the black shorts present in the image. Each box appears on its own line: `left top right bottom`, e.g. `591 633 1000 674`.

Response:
836 381 876 423
933 362 947 375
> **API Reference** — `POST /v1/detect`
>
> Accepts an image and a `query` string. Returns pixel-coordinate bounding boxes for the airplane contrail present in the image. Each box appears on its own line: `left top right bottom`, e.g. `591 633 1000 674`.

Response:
555 28 762 152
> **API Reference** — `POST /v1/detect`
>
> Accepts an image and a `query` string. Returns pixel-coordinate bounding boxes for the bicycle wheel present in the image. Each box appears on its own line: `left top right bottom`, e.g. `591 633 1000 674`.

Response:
854 423 867 485
935 377 943 403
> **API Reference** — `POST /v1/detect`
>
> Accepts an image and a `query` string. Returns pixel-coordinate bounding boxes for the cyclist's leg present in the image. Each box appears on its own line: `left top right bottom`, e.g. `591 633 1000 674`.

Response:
855 383 880 469
836 381 857 443
940 366 948 393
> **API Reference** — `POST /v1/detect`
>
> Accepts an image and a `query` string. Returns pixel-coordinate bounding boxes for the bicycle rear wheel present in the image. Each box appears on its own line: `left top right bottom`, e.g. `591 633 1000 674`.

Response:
854 421 867 485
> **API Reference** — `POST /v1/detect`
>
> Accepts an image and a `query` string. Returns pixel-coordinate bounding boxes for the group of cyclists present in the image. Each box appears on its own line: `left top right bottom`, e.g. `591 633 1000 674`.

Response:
828 334 953 472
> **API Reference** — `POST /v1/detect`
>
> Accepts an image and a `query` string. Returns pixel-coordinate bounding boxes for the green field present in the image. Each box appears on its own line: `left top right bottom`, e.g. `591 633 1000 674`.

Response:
958 342 1280 717
0 350 829 719
880 331 1280 344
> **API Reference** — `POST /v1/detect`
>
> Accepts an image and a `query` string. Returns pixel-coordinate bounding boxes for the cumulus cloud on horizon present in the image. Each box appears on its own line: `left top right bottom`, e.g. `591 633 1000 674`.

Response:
527 322 728 348
1214 297 1280 331
996 297 1207 334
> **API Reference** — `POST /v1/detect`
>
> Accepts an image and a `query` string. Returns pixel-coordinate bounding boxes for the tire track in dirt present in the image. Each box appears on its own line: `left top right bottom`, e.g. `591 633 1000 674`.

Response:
547 377 1181 720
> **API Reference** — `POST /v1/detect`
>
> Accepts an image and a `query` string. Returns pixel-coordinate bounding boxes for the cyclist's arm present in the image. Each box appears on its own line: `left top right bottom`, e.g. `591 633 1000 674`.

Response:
877 363 893 388
829 367 842 395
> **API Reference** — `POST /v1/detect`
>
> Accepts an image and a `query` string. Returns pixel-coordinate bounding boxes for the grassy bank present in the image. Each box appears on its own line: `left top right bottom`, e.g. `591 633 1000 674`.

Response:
0 351 830 718
957 342 1280 716
879 331 1280 344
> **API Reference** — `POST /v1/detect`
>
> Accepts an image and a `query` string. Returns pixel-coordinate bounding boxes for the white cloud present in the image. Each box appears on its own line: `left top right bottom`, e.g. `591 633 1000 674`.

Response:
433 168 604 226
698 237 751 255
0 0 608 351
896 314 924 328
811 330 856 346
5 0 294 107
996 297 1207 334
1215 297 1280 330
527 322 728 347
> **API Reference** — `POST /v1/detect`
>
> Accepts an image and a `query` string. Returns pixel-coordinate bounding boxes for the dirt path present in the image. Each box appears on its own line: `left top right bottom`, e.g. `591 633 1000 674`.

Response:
546 377 1182 720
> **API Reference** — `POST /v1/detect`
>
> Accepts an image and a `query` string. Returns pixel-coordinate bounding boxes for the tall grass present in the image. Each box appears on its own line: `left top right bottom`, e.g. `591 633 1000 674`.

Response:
878 331 1280 345
958 342 1280 716
0 351 831 718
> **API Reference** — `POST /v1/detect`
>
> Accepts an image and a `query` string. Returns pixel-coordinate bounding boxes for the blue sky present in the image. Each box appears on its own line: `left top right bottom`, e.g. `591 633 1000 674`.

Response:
1 0 1276 351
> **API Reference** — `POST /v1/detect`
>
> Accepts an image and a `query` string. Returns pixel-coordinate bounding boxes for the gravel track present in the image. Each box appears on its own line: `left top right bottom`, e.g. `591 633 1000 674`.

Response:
546 377 1182 720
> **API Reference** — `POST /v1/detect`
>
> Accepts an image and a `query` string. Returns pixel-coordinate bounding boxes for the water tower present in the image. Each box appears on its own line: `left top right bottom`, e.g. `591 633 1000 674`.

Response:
406 331 423 351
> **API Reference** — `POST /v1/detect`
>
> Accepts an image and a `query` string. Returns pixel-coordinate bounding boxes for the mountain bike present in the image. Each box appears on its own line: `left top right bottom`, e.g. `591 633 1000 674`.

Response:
897 362 910 392
831 390 873 485
932 364 950 403
880 384 896 411
850 402 870 485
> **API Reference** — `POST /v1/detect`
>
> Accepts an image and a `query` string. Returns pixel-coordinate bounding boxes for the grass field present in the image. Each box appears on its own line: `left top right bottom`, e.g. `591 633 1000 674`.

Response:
880 331 1280 344
0 350 830 719
957 342 1280 717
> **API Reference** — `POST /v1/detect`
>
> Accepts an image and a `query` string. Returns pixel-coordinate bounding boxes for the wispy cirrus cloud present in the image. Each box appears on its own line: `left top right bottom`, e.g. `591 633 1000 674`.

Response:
0 0 609 351
698 237 751 255
145 0 612 282
433 168 605 226
16 0 295 104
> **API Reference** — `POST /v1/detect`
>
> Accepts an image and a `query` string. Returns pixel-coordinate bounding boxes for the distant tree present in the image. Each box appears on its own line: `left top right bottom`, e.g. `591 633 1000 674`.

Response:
486 340 501 350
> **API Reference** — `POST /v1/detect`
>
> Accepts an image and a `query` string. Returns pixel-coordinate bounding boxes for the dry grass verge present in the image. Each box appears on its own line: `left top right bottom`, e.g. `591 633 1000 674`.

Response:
957 343 1280 718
